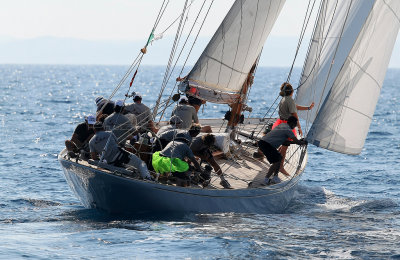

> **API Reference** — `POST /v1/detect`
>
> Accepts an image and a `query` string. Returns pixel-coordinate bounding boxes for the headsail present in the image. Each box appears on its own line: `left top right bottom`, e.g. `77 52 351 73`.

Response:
296 0 400 154
179 0 286 104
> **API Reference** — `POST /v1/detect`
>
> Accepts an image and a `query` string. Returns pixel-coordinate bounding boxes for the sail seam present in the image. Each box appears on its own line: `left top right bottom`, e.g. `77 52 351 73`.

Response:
204 55 248 75
347 56 381 91
216 22 225 87
325 96 373 120
227 0 244 88
239 0 260 77
383 0 400 24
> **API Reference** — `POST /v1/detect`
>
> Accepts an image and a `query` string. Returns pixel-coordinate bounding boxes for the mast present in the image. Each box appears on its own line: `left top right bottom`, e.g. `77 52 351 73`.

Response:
227 62 256 128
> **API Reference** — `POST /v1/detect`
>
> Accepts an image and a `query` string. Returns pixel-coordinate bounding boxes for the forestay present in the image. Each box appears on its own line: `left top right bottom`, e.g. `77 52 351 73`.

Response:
179 0 285 104
296 0 400 154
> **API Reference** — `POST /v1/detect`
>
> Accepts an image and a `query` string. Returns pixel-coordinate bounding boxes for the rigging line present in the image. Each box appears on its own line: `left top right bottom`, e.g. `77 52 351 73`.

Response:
156 0 197 92
297 0 339 89
312 0 354 133
108 1 171 101
159 0 198 35
178 0 213 75
99 1 172 162
157 0 214 123
296 0 340 135
97 52 143 116
152 0 169 33
155 4 190 121
287 0 317 82
108 54 143 101
99 56 145 162
153 0 189 120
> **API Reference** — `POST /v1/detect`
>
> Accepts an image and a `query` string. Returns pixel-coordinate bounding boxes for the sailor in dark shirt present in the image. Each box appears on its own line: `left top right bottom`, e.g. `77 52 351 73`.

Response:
154 125 201 151
65 115 96 157
258 116 307 184
95 96 115 119
190 134 231 189
152 134 203 186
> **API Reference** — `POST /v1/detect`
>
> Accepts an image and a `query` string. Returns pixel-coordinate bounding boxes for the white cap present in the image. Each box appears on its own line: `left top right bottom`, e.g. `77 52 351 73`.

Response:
115 100 124 107
133 92 142 100
179 96 188 103
86 114 96 125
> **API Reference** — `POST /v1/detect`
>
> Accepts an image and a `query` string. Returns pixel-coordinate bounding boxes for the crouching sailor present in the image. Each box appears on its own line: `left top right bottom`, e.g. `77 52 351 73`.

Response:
152 133 203 186
257 116 307 185
190 134 231 189
89 121 152 180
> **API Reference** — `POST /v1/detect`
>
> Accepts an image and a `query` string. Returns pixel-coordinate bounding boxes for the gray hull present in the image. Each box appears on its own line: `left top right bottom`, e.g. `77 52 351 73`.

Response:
59 154 302 214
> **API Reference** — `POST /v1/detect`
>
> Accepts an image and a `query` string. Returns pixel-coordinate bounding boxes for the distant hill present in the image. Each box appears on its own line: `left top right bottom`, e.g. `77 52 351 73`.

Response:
0 35 399 68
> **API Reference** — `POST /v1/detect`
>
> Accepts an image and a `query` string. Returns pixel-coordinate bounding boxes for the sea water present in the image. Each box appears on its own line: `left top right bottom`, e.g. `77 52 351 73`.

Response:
0 64 399 259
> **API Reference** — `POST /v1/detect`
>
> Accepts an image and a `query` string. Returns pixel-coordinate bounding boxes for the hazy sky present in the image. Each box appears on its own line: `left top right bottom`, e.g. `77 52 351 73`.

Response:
0 0 399 67
0 0 313 40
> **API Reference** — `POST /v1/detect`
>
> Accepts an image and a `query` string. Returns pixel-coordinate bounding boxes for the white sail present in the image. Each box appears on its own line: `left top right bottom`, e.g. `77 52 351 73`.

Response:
180 0 286 104
296 0 400 154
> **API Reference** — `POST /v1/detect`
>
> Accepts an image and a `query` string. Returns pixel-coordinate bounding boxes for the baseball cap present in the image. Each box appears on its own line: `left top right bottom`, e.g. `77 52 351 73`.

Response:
86 114 96 125
115 100 124 107
133 92 142 100
179 96 188 102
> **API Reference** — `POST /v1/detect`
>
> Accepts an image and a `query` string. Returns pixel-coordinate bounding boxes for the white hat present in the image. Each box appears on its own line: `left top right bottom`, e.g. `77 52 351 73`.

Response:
86 114 96 125
179 96 188 103
133 92 142 100
115 100 124 107
95 96 104 106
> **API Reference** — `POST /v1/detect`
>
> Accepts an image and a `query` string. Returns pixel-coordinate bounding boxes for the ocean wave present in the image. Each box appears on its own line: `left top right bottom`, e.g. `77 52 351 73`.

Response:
11 198 62 208
349 199 398 213
368 131 393 136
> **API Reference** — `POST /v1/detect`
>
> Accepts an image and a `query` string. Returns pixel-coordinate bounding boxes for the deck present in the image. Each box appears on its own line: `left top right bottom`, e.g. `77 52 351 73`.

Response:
62 118 307 190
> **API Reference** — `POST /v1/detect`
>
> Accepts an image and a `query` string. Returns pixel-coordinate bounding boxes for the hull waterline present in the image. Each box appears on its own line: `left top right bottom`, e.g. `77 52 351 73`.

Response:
59 152 302 215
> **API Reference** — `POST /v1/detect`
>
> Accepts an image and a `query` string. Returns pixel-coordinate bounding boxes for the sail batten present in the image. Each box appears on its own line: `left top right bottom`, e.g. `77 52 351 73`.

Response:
296 0 400 155
180 0 286 104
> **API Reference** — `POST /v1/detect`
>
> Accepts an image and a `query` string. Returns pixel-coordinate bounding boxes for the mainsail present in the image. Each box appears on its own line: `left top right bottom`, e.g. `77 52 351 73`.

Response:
179 0 286 104
296 0 400 154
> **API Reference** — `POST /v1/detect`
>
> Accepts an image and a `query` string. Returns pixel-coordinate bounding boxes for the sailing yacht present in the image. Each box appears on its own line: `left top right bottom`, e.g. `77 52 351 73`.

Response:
58 0 400 214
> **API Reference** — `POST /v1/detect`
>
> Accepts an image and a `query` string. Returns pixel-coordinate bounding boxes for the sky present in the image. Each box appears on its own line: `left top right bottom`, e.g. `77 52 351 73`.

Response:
0 0 310 40
0 0 399 67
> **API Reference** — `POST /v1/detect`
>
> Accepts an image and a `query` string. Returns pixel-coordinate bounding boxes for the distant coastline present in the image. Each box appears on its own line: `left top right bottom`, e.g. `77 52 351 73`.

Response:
1 35 399 68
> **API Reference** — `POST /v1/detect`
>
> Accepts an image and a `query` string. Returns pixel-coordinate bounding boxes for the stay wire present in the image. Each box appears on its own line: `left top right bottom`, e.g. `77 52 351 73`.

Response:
157 0 214 123
286 0 317 82
153 0 189 120
159 0 198 35
100 0 171 161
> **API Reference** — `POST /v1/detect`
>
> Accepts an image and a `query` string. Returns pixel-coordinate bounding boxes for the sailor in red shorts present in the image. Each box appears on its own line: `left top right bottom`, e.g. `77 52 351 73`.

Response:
273 82 314 176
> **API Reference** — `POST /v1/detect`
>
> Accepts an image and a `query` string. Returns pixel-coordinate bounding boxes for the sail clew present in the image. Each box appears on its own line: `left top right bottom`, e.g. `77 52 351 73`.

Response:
179 0 286 104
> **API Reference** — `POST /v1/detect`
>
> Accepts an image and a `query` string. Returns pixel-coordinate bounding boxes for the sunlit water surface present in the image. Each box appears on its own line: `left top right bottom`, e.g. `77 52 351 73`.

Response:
0 65 399 259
